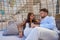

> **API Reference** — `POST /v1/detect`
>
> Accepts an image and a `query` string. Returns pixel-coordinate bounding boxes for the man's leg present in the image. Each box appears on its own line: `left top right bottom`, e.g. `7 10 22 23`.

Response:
25 27 59 40
37 27 59 40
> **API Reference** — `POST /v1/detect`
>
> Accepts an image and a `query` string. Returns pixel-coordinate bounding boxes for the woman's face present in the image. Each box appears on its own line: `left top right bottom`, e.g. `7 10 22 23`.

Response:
30 14 35 20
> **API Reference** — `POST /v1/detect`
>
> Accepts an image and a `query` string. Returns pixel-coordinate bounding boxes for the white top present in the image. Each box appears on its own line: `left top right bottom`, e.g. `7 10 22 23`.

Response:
24 23 33 37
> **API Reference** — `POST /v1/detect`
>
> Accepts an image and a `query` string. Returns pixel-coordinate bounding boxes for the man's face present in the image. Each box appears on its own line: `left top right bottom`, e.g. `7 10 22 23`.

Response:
40 11 48 18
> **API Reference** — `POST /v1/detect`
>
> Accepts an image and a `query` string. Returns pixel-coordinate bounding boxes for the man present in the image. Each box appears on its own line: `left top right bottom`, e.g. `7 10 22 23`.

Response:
25 8 59 40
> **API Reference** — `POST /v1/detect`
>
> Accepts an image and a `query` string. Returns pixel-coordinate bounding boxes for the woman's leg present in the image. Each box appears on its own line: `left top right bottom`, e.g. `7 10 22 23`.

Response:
25 27 40 40
25 27 59 40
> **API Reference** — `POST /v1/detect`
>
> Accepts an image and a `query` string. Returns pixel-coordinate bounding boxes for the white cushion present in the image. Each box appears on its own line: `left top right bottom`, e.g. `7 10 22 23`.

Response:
3 22 18 35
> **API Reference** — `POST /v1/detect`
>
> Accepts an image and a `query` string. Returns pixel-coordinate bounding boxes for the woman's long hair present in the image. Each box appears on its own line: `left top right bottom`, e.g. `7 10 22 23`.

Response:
26 12 36 23
23 12 36 29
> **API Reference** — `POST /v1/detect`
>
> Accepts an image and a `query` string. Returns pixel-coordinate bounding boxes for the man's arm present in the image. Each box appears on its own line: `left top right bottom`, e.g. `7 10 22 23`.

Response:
40 17 56 30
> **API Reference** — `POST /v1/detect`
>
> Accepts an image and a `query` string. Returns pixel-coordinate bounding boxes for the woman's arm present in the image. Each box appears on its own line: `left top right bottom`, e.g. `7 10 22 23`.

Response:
31 23 40 28
31 19 40 28
17 20 26 38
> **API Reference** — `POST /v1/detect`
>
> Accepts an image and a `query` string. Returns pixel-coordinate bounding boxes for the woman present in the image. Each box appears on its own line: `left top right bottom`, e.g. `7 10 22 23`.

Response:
17 12 39 38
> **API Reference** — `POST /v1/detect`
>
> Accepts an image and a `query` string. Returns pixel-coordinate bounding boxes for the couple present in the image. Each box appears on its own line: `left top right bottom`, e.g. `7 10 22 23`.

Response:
18 8 59 40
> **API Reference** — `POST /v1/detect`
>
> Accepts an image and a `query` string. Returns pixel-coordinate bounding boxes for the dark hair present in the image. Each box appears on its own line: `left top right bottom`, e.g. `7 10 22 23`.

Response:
40 8 48 14
23 12 36 29
26 12 36 27
26 12 35 22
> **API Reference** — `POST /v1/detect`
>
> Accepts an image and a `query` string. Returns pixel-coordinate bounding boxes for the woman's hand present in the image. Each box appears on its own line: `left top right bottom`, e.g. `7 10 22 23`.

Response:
31 23 35 28
31 23 39 28
19 31 23 38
